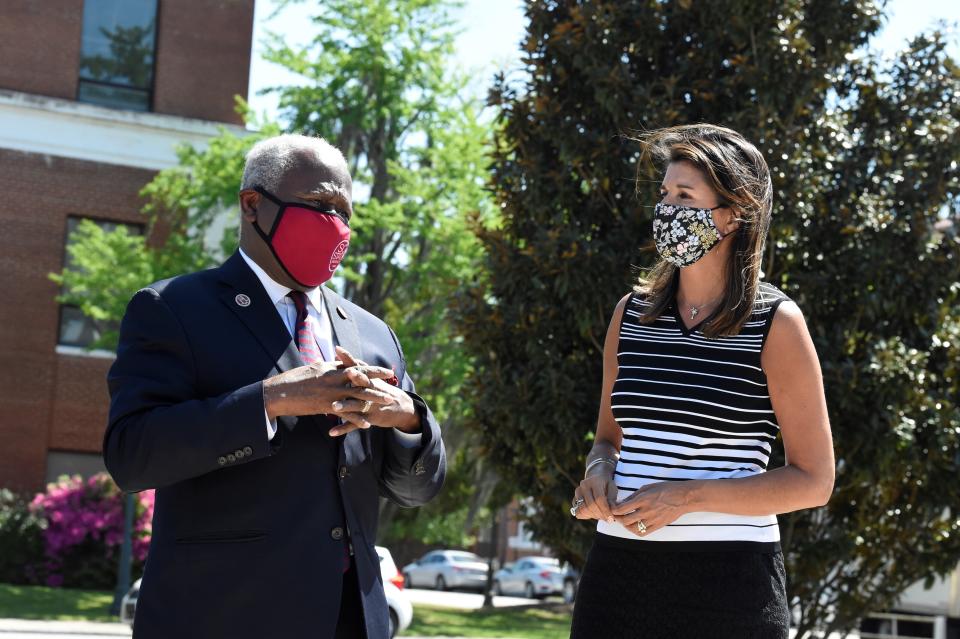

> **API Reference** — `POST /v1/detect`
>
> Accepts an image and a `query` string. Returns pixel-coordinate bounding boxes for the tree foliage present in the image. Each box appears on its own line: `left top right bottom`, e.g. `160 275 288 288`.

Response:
459 1 960 635
264 0 497 419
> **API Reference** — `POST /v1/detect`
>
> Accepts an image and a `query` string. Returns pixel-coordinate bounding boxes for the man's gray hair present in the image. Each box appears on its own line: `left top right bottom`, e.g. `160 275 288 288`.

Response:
241 134 346 192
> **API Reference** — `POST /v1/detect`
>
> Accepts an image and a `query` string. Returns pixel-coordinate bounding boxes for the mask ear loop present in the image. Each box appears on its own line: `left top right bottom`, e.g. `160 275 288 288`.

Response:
251 186 287 240
249 186 316 288
709 204 732 240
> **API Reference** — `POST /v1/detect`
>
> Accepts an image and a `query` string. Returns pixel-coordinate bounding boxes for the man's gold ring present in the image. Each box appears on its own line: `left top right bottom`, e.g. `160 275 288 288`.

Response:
361 400 373 414
636 520 647 535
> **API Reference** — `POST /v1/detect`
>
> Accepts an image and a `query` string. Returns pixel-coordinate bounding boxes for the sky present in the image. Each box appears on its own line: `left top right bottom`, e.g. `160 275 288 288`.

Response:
245 0 959 121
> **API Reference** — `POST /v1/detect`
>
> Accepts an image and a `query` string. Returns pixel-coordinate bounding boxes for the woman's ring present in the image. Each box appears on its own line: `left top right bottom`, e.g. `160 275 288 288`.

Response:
569 497 586 517
636 520 647 534
361 400 373 414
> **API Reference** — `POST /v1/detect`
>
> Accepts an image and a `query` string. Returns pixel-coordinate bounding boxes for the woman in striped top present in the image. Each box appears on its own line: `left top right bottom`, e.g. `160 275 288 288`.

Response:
569 124 834 638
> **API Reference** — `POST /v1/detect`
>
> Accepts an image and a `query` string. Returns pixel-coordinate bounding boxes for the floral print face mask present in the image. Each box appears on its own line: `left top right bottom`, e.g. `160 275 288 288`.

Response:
652 202 728 267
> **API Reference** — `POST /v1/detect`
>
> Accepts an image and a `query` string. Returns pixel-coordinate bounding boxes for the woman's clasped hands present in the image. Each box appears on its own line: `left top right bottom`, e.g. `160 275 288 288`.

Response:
572 473 696 537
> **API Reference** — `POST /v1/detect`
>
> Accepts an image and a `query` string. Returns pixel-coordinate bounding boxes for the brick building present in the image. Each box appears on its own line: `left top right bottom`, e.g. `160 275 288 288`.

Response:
0 0 253 492
492 498 548 564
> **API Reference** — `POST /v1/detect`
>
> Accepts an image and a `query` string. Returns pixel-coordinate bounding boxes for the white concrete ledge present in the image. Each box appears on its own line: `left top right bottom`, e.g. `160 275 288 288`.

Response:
55 344 116 360
0 89 249 171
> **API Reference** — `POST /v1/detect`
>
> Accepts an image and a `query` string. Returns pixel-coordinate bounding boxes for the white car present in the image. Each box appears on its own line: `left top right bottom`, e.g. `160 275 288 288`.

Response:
401 549 490 591
121 546 413 638
493 555 577 601
376 545 413 638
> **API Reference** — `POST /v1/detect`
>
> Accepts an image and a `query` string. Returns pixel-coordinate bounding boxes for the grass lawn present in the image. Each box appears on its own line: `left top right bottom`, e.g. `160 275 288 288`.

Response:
0 583 116 622
402 604 572 639
0 583 572 638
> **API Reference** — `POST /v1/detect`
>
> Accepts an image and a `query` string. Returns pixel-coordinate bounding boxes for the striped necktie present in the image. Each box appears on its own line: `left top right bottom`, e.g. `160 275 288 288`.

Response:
287 290 322 363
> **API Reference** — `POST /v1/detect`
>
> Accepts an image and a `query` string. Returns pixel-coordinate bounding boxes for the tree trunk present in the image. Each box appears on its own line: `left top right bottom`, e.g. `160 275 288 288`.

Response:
482 509 499 609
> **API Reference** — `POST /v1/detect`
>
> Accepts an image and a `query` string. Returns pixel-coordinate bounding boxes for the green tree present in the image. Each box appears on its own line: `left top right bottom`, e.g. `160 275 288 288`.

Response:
459 1 960 636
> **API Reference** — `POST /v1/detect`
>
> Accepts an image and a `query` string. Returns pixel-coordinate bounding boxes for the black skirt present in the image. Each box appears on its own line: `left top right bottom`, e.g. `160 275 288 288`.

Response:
570 533 789 639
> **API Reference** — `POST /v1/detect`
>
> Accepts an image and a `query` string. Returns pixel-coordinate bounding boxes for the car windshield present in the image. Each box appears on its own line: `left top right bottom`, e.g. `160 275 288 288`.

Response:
448 552 481 563
531 558 560 567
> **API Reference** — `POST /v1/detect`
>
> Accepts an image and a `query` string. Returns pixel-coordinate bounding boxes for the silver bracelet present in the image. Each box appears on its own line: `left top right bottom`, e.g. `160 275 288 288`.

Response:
584 457 618 478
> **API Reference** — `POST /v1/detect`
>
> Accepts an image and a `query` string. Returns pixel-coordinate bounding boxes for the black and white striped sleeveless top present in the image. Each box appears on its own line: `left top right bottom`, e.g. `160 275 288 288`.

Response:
596 283 789 550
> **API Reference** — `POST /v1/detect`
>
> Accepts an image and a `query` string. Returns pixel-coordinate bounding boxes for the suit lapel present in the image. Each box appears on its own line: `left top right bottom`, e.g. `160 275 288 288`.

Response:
321 286 369 466
217 252 303 431
217 252 304 373
321 286 364 361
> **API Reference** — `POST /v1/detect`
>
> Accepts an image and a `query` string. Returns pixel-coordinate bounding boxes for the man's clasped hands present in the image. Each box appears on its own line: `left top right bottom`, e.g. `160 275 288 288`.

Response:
262 345 420 436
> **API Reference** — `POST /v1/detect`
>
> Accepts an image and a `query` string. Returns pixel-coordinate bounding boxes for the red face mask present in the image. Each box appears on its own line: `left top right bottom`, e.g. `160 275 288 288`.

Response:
252 186 351 288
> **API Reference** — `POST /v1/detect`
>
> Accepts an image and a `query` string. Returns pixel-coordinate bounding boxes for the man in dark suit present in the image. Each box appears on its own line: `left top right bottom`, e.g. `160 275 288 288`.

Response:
104 134 446 639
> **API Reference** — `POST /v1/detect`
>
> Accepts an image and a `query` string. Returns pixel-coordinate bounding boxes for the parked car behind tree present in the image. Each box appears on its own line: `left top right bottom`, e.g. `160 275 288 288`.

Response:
401 549 489 591
493 556 578 602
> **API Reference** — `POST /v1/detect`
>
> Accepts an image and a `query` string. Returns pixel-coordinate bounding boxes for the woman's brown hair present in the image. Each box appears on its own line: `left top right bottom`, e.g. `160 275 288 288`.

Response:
632 124 773 338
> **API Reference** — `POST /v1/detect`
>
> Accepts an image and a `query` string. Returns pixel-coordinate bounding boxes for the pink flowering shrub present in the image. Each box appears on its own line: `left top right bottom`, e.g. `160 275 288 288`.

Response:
25 473 154 589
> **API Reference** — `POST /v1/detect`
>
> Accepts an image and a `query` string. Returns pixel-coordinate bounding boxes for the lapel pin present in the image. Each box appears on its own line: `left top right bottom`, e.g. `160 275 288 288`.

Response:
336 305 348 320
235 293 251 307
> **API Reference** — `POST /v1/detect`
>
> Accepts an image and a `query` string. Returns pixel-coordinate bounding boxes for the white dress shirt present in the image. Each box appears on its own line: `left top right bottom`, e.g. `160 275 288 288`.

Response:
239 249 421 448
240 249 335 360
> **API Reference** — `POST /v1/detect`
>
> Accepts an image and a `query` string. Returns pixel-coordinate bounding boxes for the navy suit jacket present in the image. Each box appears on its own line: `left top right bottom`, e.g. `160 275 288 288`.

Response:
104 252 445 639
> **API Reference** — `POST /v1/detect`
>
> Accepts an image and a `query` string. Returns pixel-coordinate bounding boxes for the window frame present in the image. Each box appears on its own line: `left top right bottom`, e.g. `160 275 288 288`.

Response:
76 0 161 112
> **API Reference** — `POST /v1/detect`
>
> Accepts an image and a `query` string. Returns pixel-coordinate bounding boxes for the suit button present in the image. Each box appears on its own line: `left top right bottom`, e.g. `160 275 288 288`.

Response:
217 456 227 466
331 527 344 540
226 454 236 463
338 465 349 479
234 449 244 459
243 446 253 456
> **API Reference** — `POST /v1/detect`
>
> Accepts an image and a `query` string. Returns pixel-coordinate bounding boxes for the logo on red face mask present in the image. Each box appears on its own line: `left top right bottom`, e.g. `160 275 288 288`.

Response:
329 239 349 272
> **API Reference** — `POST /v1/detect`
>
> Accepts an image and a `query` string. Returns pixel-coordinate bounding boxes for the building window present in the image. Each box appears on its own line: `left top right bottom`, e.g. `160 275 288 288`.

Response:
58 216 143 349
46 451 108 484
77 0 158 112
